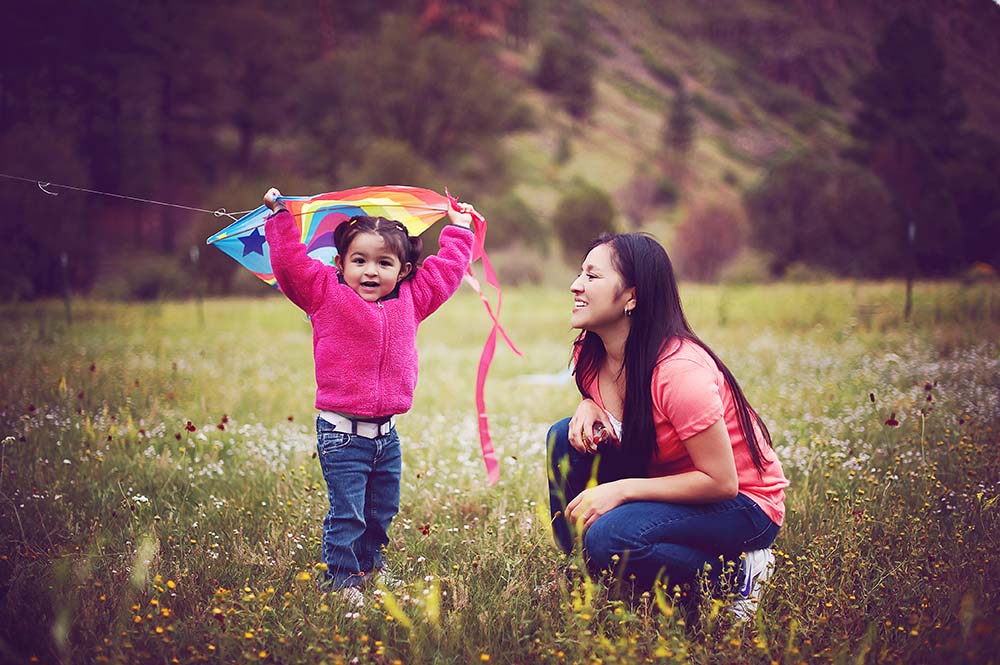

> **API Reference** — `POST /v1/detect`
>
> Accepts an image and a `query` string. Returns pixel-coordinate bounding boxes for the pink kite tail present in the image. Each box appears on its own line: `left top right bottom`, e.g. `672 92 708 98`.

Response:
446 190 522 486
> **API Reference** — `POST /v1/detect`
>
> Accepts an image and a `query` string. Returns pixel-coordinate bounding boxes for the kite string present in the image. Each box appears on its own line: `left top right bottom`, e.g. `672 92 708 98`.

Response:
0 171 255 220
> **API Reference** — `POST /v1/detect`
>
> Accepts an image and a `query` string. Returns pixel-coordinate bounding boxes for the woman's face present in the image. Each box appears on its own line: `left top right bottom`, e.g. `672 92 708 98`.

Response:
569 244 634 332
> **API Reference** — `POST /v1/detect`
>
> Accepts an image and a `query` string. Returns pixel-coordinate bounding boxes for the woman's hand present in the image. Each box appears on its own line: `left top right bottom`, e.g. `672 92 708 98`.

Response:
263 187 283 212
447 201 476 228
565 481 629 531
568 398 618 454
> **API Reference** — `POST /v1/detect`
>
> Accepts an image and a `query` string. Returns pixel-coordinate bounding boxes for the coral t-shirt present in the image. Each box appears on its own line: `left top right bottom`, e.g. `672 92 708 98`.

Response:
591 338 789 525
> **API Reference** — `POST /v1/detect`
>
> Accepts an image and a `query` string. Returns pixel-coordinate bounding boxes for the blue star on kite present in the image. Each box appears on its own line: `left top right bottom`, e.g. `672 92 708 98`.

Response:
239 228 266 257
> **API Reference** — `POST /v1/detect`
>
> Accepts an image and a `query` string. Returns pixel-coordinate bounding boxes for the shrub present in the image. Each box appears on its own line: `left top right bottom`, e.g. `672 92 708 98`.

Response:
491 244 545 286
552 180 617 262
672 205 746 282
653 176 679 207
349 138 435 189
92 253 191 301
482 193 546 254
745 151 901 278
718 249 772 284
535 35 596 119
783 261 837 283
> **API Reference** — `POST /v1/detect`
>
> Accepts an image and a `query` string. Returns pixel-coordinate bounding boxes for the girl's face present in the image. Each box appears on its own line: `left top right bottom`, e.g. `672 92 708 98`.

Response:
570 244 635 332
335 232 412 302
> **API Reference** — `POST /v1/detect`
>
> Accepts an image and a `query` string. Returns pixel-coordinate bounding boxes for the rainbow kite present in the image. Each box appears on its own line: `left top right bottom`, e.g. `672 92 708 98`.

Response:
207 185 519 485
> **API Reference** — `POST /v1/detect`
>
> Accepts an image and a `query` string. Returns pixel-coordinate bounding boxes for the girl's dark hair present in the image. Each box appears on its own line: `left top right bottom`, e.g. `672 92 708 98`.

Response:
333 215 422 281
573 232 772 479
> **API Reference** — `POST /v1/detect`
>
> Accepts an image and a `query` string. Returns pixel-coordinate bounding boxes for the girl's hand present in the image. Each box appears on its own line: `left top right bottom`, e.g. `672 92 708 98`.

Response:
568 398 619 455
447 201 476 228
263 187 283 211
565 481 628 531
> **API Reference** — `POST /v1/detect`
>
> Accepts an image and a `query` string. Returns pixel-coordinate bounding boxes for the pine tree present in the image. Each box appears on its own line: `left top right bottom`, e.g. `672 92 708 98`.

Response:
664 84 695 159
848 13 967 285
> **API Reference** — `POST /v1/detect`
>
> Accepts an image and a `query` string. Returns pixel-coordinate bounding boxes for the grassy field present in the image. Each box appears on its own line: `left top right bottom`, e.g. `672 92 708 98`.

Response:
1 281 998 664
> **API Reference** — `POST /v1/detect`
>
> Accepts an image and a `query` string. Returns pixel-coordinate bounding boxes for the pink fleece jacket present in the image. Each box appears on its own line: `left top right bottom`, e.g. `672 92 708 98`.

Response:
265 210 473 417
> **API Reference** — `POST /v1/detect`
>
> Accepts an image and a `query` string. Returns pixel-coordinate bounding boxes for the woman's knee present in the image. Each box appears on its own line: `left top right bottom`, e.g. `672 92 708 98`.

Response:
547 418 572 453
582 517 638 570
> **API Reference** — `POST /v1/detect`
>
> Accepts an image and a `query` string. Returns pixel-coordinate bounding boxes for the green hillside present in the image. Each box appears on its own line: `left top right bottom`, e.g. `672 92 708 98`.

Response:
497 0 1000 242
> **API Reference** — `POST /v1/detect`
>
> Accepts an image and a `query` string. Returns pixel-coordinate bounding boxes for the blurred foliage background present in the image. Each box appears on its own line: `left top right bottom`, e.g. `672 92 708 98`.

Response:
2 0 999 300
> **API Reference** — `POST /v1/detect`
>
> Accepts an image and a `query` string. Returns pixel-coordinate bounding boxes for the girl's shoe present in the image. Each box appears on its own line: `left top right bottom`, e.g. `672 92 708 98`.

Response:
730 548 775 620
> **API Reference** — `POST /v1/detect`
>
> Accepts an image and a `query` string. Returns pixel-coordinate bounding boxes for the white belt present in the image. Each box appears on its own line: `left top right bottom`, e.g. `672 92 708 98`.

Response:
319 411 396 438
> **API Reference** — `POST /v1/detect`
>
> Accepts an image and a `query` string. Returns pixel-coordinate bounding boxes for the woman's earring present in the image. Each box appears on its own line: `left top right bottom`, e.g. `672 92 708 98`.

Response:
625 306 633 317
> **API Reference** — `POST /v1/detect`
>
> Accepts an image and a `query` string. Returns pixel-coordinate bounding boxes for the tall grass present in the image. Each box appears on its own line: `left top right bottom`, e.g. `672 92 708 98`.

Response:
1 281 998 663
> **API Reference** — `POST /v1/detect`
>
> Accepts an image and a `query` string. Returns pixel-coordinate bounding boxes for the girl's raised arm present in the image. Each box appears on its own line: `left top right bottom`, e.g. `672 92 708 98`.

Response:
263 187 336 314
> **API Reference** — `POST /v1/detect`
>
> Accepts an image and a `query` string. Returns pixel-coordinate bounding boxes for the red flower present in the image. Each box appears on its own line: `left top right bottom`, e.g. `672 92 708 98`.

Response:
885 412 900 427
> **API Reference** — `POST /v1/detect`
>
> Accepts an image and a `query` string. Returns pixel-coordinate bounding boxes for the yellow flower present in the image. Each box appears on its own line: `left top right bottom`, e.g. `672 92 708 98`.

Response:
166 580 176 589
295 572 312 582
244 630 255 639
480 655 490 662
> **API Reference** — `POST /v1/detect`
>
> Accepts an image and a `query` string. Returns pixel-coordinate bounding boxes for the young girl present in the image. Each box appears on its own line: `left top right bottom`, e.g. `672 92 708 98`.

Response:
262 187 475 603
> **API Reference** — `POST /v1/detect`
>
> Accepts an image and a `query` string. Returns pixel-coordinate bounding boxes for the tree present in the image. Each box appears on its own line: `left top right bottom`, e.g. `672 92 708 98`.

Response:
299 14 526 176
663 84 695 159
745 152 900 277
535 35 596 119
848 14 968 276
552 180 616 262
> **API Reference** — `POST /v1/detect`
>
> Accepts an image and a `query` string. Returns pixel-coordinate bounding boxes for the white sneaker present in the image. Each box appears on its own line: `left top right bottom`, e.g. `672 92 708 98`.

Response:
730 548 775 620
338 585 365 608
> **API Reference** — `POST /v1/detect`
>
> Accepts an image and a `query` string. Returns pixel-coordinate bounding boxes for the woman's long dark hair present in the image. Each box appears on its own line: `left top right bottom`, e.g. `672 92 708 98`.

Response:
573 233 772 479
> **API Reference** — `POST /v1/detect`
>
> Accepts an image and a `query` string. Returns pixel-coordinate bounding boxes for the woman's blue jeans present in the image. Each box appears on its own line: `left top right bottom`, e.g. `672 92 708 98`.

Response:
316 416 402 590
547 417 779 591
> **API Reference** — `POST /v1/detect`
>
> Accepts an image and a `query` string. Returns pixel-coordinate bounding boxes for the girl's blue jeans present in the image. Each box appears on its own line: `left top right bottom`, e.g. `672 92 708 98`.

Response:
316 415 402 590
547 417 779 591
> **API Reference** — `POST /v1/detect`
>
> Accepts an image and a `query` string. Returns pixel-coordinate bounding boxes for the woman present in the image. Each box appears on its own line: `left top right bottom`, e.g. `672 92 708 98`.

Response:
547 233 788 617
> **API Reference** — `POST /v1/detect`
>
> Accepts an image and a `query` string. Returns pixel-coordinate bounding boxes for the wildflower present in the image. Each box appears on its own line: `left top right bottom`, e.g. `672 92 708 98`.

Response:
480 654 491 662
295 572 311 581
885 412 900 427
